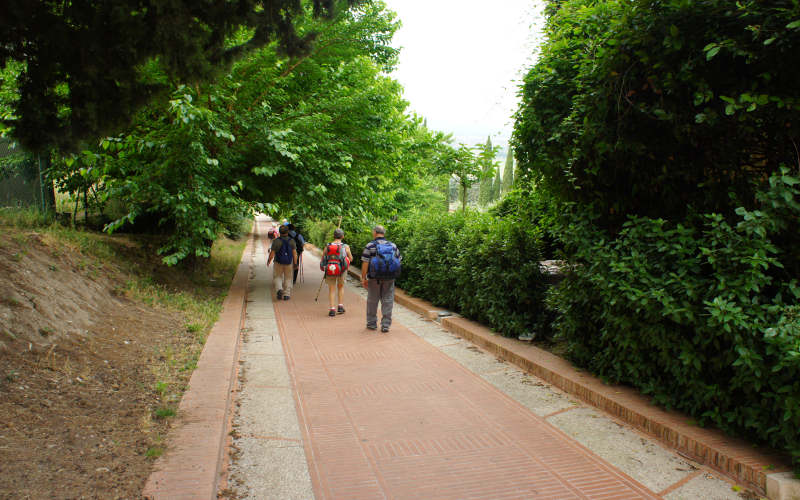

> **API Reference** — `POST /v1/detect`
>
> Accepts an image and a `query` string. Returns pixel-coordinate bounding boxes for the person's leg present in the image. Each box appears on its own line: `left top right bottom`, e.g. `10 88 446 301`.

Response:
336 277 345 314
273 264 283 298
380 279 395 330
365 279 379 329
327 277 336 311
282 264 293 298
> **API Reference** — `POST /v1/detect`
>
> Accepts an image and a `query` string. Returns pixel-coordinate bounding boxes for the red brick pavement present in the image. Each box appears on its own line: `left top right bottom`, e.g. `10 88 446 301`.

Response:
273 255 660 500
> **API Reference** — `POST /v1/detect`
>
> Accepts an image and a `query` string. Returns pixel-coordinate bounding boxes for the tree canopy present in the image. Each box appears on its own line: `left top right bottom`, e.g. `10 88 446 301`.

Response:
513 0 800 229
0 0 358 151
46 1 454 264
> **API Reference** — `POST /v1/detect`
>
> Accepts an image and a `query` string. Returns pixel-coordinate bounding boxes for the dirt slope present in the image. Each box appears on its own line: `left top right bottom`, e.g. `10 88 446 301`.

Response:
0 227 225 499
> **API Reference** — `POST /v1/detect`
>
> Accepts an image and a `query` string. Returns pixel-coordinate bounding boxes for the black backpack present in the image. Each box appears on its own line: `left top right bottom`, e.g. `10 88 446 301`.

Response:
289 230 305 254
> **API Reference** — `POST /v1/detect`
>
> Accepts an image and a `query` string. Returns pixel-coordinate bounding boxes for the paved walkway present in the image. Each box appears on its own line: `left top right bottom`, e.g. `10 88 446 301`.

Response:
227 216 744 500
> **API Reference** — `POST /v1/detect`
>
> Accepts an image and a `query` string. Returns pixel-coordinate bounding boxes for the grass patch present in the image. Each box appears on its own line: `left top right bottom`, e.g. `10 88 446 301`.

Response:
153 407 176 419
185 323 202 333
0 207 53 228
144 446 165 459
154 381 168 395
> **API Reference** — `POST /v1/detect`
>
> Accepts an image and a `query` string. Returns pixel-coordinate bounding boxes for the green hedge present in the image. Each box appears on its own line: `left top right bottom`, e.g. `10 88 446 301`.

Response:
387 196 554 339
550 171 800 473
305 218 337 249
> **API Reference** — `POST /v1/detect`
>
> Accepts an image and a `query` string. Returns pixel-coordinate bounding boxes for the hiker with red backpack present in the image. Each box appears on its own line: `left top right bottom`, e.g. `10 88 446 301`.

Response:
320 228 353 317
360 225 401 333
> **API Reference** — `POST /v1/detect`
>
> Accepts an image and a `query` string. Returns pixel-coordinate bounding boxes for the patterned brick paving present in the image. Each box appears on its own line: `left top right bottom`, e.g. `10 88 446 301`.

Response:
273 254 660 500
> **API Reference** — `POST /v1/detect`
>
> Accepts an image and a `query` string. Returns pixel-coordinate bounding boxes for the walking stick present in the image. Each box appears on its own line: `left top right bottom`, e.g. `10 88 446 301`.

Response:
314 272 326 302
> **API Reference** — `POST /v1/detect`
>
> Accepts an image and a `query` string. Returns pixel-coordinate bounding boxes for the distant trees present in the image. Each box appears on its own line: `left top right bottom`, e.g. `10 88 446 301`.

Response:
443 138 514 210
437 144 481 213
477 137 496 206
491 165 502 201
501 149 514 194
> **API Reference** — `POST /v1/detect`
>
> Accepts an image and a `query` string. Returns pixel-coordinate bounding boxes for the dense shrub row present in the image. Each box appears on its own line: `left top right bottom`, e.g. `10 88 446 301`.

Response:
381 172 800 472
386 191 556 339
304 219 338 249
550 171 800 472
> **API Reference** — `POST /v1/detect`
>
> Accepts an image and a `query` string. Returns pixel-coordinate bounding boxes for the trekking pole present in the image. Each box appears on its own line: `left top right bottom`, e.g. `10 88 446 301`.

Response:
300 253 304 283
314 273 326 302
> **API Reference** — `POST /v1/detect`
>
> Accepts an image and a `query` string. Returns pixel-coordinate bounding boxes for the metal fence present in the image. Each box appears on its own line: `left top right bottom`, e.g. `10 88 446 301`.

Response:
0 137 52 211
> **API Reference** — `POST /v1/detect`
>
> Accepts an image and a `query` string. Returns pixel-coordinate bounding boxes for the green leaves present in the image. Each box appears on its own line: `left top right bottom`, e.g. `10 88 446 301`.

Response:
47 1 449 267
514 0 800 229
1 0 357 151
704 43 721 60
551 170 800 475
388 196 555 340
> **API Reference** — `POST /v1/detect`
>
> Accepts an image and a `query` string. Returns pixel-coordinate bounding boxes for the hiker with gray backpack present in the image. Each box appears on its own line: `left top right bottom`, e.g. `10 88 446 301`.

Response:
319 228 354 317
360 225 401 333
267 225 297 301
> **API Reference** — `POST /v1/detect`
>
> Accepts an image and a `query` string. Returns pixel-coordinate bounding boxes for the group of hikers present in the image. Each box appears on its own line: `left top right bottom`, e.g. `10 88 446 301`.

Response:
266 220 401 333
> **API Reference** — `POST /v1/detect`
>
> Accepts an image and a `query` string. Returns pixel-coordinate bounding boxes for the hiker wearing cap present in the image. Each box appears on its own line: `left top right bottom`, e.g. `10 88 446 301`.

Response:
267 225 297 301
287 223 306 284
360 225 401 332
320 228 354 317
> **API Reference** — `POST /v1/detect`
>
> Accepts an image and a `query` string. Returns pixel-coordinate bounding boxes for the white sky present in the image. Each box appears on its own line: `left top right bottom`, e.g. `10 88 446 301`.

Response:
383 0 547 152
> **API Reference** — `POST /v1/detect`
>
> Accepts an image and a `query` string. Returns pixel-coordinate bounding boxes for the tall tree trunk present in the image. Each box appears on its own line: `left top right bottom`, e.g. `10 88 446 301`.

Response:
83 188 89 224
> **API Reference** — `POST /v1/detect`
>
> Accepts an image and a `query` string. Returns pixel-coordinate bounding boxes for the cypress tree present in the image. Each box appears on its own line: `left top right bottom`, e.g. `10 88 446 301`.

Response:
501 149 514 194
492 166 502 201
477 136 495 206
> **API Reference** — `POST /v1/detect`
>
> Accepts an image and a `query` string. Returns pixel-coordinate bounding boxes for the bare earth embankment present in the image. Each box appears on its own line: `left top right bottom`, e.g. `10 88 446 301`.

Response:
0 219 246 499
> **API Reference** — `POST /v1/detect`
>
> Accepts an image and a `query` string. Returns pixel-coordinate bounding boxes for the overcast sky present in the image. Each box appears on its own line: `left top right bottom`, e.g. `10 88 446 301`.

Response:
383 0 546 152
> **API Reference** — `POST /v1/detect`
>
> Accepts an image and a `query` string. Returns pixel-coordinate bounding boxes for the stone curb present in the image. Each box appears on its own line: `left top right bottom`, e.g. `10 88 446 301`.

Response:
142 229 253 500
304 243 799 499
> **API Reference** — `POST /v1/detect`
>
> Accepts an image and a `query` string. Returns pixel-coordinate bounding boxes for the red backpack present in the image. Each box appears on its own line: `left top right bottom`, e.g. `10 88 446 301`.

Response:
320 242 349 276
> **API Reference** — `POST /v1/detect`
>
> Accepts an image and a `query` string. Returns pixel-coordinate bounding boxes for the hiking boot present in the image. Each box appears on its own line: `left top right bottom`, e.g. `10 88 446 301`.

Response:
283 295 290 301
337 305 345 314
366 325 377 331
329 309 336 317
276 290 283 300
381 326 389 333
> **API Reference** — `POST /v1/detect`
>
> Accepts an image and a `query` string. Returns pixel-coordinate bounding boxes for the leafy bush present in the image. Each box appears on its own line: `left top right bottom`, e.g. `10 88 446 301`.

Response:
513 0 800 230
388 203 553 339
549 171 800 473
305 219 337 248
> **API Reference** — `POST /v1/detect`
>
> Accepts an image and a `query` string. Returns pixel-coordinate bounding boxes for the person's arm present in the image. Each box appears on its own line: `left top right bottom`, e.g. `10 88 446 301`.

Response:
293 248 298 267
361 261 369 288
267 249 274 266
360 243 371 287
346 246 354 264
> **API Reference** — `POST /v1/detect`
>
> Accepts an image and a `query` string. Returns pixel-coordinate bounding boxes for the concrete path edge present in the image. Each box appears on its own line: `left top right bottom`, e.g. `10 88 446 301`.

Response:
302 243 800 499
141 228 253 500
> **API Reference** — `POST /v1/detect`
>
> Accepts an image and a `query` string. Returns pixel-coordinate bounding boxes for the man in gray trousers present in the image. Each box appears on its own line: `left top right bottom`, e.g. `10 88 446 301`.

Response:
360 225 401 333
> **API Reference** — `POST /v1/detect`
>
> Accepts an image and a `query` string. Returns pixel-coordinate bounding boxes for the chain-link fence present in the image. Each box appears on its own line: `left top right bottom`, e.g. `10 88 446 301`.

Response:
0 137 53 211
